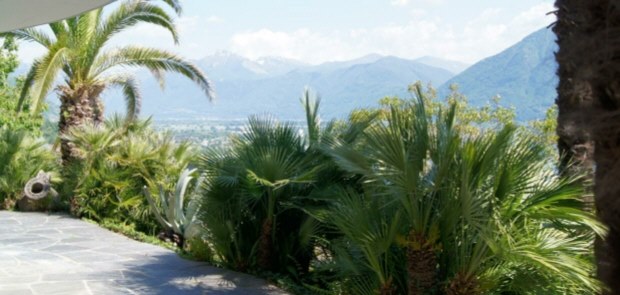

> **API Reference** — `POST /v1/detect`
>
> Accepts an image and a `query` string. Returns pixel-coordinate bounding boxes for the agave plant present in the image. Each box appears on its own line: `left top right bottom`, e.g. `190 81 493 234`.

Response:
143 168 203 248
325 85 604 295
63 116 195 231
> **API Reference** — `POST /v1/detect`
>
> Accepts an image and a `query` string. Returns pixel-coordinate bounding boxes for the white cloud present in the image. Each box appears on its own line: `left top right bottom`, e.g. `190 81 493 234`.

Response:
392 0 444 6
206 15 224 23
229 2 556 65
511 3 555 33
14 2 556 66
410 9 427 18
391 0 409 6
231 29 353 63
416 0 444 5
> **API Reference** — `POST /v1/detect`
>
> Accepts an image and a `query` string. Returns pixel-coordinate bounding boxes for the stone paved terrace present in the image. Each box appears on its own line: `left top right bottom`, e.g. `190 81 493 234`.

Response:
0 211 288 295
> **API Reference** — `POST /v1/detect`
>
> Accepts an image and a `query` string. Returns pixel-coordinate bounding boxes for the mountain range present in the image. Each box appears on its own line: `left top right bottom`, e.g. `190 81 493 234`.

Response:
64 27 557 121
440 28 557 120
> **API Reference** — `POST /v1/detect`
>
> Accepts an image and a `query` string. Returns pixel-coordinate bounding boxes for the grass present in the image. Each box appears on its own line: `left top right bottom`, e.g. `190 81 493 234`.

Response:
84 218 177 251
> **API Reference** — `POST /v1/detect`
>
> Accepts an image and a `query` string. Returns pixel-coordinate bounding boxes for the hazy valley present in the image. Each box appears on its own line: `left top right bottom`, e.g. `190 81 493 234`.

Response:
96 28 557 123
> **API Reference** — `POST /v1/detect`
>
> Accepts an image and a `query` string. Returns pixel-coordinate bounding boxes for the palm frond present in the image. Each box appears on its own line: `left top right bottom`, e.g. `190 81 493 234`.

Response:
95 0 179 51
15 58 41 112
302 88 321 146
151 0 183 15
91 47 214 100
1 28 54 48
104 74 142 121
48 21 69 39
28 45 68 113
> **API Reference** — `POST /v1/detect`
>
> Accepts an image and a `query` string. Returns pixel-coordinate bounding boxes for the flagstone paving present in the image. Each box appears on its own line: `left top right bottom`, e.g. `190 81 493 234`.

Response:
0 211 288 295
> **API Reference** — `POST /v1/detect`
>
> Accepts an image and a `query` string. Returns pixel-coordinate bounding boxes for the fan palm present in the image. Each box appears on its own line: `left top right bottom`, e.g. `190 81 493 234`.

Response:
199 90 371 275
326 85 604 294
3 0 213 164
202 115 315 271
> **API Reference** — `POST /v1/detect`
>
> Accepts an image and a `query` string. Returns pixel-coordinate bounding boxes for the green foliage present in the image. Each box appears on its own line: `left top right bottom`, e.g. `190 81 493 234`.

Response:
366 81 516 134
199 115 317 273
184 237 213 261
0 37 45 134
63 116 196 233
198 89 368 279
529 105 559 159
143 168 204 244
323 85 602 294
2 0 211 123
439 28 557 121
362 82 557 159
92 218 176 251
0 37 18 86
192 85 598 294
0 127 59 209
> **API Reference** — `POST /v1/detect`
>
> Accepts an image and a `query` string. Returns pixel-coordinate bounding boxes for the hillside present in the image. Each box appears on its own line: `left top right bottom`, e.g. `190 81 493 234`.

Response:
440 28 558 120
414 56 470 74
27 28 559 122
104 54 456 120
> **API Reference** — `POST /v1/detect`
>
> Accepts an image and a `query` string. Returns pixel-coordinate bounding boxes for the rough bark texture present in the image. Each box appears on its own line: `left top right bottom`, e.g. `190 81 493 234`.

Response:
554 0 596 182
258 218 273 270
58 85 105 165
588 2 620 293
554 1 620 294
407 231 437 295
379 277 397 295
445 272 480 295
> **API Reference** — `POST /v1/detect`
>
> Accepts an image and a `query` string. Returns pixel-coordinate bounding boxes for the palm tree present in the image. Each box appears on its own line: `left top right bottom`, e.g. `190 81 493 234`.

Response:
326 86 603 294
199 90 370 275
3 0 213 164
553 1 620 293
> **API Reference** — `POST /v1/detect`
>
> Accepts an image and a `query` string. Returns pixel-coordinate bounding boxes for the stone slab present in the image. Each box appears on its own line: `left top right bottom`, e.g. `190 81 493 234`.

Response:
0 212 287 295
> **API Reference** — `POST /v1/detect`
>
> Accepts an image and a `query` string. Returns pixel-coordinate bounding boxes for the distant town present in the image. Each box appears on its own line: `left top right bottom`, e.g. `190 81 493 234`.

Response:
153 118 308 149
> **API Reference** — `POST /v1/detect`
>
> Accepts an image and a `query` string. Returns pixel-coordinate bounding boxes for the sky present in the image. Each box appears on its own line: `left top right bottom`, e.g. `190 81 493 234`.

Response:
17 0 556 65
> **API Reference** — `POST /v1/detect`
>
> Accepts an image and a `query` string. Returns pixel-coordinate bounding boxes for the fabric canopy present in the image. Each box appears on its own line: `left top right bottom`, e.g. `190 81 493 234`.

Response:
0 0 115 32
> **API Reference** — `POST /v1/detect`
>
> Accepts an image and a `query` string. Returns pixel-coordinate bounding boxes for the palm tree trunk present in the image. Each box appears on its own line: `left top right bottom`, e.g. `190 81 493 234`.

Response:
379 277 397 295
554 1 620 294
258 189 277 270
258 217 273 270
58 85 105 164
587 1 620 292
553 0 595 182
445 272 480 295
406 230 437 295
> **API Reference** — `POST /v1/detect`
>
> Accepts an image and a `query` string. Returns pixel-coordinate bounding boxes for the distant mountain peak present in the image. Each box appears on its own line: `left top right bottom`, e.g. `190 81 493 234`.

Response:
211 50 241 58
414 56 471 74
103 51 480 121
354 53 385 62
255 55 304 64
439 27 557 120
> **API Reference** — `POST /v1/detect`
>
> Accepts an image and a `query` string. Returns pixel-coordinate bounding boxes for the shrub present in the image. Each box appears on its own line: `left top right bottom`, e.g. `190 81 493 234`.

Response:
0 127 59 209
198 90 368 278
323 86 603 294
63 116 196 233
0 37 46 135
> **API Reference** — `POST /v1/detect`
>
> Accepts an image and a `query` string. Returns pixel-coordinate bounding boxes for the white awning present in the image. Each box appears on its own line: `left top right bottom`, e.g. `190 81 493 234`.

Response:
0 0 115 32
